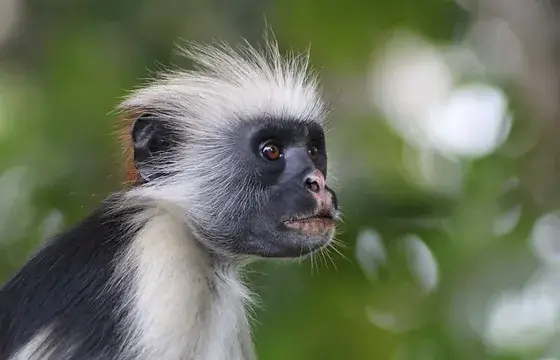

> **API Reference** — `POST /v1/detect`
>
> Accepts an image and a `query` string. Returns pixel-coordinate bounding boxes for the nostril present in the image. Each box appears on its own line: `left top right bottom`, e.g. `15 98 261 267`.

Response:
305 178 320 193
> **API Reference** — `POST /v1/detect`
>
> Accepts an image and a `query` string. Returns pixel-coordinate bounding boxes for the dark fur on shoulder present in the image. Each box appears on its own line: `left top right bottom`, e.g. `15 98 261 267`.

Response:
0 194 140 359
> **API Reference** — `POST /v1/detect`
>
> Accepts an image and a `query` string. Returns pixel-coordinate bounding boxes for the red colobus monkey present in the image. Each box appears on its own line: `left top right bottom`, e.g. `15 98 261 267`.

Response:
0 37 340 360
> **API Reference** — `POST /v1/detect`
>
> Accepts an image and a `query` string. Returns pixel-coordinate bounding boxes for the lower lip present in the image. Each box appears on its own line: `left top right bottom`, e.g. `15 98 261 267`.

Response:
284 217 337 236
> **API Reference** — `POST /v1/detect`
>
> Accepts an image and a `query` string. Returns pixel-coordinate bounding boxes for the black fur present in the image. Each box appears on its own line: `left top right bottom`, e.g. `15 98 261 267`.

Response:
0 194 141 359
131 112 182 183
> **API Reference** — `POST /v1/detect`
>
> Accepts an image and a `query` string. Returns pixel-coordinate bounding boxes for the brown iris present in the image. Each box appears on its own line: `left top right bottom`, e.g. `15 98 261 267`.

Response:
261 142 282 161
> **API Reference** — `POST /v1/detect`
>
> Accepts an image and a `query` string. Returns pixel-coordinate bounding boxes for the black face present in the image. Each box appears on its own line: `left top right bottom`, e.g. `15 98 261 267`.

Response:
227 117 339 258
131 114 340 259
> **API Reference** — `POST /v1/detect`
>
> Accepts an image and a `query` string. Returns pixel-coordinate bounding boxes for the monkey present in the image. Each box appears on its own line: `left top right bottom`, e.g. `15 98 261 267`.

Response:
0 36 340 360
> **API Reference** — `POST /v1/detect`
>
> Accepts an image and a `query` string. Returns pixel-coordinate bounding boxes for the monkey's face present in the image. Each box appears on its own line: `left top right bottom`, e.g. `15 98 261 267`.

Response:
130 114 339 259
224 118 340 258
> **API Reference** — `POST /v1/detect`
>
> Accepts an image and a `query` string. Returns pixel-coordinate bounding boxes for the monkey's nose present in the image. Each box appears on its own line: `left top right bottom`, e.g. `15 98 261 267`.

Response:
304 169 325 194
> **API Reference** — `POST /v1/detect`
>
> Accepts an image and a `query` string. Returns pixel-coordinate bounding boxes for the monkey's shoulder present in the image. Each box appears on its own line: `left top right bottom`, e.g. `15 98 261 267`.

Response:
0 195 139 359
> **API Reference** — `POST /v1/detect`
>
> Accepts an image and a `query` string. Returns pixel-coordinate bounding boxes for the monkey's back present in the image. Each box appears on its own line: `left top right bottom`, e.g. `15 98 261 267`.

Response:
0 196 140 360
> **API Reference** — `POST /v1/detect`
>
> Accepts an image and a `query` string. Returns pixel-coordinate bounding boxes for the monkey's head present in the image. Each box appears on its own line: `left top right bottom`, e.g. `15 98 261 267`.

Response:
118 39 340 259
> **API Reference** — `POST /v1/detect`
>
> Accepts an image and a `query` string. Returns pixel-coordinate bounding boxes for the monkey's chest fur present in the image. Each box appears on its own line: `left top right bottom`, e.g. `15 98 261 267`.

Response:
115 212 255 360
0 203 255 360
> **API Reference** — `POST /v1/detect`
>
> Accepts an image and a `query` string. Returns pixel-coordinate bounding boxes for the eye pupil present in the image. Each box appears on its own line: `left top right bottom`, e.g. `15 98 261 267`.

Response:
262 143 281 161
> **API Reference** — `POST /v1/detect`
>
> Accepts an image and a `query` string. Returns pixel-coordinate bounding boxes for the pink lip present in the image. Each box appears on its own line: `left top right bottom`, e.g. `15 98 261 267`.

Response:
283 211 337 236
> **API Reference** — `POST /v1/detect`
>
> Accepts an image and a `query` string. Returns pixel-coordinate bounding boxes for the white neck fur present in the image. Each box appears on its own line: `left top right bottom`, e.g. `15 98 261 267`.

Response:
116 209 255 360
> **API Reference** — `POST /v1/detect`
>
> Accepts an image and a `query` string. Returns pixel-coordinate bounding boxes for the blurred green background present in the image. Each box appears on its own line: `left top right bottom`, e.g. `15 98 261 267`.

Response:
2 0 560 359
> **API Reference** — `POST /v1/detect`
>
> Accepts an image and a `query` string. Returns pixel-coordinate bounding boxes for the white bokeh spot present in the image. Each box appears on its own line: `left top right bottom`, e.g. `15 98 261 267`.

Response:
356 228 386 281
369 30 512 161
402 234 439 293
483 289 560 354
531 212 560 265
427 83 511 158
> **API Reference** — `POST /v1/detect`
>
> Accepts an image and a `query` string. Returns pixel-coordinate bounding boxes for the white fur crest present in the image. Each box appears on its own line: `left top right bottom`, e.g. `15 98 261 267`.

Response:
117 36 327 133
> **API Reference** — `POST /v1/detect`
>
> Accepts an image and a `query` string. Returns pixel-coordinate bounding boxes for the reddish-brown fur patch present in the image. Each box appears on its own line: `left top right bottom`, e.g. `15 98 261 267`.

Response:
116 110 143 186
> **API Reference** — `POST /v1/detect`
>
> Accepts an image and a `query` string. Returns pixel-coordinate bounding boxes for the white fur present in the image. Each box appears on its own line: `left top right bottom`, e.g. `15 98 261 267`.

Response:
117 36 329 256
114 207 255 360
9 328 50 360
8 326 74 360
118 37 326 132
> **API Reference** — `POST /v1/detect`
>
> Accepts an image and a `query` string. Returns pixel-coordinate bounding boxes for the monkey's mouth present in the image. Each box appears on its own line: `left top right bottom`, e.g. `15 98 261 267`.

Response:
283 209 337 236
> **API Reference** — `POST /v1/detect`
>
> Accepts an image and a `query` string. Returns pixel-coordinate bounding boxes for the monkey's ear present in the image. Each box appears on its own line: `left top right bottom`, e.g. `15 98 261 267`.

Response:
131 113 173 182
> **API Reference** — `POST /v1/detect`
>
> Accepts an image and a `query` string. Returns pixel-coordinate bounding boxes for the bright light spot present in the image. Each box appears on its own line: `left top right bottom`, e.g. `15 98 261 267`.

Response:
369 31 453 149
525 267 560 309
369 31 511 160
427 83 511 158
494 204 522 236
494 177 522 235
402 235 439 293
0 166 35 244
40 209 64 240
531 212 560 265
483 290 560 354
366 307 415 334
356 229 386 281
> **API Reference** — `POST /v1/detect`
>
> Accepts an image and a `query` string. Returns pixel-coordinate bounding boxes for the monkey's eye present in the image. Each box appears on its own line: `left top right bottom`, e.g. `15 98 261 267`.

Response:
261 141 283 161
308 145 319 161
